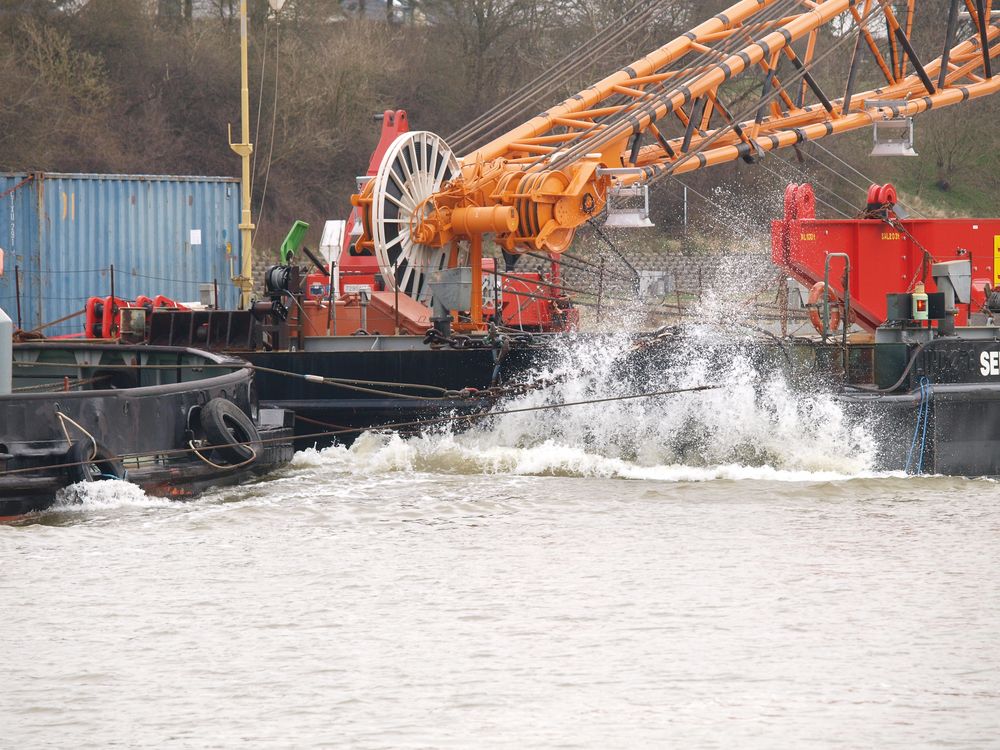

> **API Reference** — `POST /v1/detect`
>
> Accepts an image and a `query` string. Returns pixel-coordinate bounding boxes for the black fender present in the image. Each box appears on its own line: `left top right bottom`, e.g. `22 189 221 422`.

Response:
198 398 261 465
64 440 126 485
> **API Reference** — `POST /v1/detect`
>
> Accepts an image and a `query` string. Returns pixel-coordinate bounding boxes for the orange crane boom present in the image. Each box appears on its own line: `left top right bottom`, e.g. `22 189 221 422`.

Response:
352 0 999 326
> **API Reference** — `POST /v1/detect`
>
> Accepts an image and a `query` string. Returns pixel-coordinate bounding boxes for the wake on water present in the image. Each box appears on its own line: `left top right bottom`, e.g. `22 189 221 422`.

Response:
54 324 882 515
50 479 169 512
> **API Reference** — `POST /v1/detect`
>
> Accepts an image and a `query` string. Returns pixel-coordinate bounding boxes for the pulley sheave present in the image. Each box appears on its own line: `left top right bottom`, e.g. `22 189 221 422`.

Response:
371 131 460 304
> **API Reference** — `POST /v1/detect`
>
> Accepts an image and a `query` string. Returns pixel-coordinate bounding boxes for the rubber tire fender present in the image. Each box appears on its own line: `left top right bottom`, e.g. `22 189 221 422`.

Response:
65 440 126 484
198 398 261 465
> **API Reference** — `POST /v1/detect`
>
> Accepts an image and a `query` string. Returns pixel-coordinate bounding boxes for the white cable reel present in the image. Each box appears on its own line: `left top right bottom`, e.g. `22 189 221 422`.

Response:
370 131 461 306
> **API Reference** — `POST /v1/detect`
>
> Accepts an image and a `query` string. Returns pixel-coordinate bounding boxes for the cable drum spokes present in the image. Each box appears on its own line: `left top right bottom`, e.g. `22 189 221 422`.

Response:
371 131 460 305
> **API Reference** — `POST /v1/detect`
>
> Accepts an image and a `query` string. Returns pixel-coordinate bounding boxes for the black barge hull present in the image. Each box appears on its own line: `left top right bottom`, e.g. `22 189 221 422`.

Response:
245 335 562 448
1 343 295 517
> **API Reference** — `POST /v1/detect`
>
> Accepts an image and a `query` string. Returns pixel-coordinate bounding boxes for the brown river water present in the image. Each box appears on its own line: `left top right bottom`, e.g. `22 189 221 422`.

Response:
3 330 1000 748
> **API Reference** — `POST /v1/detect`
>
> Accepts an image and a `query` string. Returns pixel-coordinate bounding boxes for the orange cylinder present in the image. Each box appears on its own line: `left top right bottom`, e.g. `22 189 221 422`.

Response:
451 206 518 236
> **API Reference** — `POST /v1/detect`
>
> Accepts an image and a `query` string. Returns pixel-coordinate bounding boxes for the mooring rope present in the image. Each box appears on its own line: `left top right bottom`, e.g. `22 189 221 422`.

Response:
904 376 933 475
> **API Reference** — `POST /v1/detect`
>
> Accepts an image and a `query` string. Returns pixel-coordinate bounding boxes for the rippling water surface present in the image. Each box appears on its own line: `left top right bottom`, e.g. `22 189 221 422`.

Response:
4 330 1000 748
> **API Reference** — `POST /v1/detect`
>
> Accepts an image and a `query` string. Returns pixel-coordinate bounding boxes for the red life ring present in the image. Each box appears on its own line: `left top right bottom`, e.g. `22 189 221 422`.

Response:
808 281 842 334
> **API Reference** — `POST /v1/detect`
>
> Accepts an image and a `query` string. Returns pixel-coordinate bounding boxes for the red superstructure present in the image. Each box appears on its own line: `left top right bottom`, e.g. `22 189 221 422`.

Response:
772 183 1000 331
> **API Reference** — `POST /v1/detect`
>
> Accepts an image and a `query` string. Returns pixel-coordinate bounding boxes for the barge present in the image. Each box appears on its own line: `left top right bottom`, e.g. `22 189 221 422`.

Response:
772 181 1000 476
0 340 295 516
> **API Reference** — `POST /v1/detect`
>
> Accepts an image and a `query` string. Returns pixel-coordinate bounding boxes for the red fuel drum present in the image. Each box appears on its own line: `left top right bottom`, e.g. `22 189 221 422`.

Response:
773 183 1000 331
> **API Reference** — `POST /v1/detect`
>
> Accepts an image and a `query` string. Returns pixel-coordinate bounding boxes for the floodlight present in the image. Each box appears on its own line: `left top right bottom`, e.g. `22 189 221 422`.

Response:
870 116 918 157
603 183 655 228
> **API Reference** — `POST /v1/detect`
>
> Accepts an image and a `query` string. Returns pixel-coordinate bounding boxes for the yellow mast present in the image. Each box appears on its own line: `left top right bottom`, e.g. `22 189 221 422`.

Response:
230 0 254 309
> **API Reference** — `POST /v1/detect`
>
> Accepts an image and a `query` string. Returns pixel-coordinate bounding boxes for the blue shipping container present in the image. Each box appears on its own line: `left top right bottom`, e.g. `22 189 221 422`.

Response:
0 172 242 335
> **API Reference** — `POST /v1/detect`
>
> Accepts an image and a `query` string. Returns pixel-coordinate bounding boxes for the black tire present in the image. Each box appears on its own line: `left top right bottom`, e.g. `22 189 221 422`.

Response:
65 440 126 484
198 398 261 465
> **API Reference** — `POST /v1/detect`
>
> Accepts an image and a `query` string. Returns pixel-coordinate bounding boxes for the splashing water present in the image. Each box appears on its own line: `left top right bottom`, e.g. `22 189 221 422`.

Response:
307 319 878 482
52 480 171 511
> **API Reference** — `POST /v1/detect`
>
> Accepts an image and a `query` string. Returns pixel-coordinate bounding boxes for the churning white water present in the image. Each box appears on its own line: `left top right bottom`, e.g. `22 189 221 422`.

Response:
342 317 879 480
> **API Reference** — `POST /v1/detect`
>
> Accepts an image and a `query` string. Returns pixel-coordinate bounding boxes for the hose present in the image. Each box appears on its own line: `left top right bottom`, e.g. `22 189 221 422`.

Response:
904 376 933 474
847 337 940 394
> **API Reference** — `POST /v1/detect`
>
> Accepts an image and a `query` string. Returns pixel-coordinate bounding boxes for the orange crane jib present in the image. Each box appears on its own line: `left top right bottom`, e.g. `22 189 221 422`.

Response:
351 0 999 321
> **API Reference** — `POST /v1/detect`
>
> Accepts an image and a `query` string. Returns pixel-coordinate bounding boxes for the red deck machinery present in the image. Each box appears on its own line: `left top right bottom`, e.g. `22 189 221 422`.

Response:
773 183 1000 332
336 110 576 333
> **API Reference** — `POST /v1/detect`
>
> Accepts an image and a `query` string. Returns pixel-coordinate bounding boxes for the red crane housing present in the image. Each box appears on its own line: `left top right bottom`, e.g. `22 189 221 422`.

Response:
772 183 1000 331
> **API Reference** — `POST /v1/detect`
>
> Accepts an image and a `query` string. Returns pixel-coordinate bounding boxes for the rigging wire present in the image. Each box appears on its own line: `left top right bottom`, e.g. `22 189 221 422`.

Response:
537 0 880 178
552 0 804 165
250 19 270 185
448 0 673 152
0 385 722 479
539 0 804 173
451 0 660 146
253 14 281 245
502 0 790 171
756 152 857 218
808 140 925 217
645 2 886 189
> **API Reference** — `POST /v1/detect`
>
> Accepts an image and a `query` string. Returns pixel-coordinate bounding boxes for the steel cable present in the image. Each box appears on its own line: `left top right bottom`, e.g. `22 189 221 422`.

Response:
448 0 673 152
547 0 880 178
807 140 924 217
645 2 886 188
538 0 804 173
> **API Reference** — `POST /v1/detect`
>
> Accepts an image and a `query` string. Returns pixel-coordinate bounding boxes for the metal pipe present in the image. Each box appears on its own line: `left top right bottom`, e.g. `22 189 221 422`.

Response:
597 258 605 323
0 304 11 395
974 0 994 79
14 264 22 330
938 0 962 89
595 167 650 176
500 286 600 309
230 0 255 309
110 263 116 338
893 26 936 95
842 13 867 112
467 0 792 163
393 260 400 335
329 261 337 335
493 264 500 324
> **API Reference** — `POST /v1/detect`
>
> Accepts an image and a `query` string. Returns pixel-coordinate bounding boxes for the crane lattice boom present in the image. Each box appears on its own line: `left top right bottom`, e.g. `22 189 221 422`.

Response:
351 0 999 325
